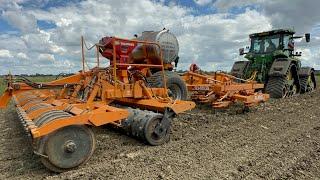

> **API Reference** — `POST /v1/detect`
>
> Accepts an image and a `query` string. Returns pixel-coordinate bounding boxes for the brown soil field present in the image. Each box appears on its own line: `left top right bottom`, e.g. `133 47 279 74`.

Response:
0 88 319 179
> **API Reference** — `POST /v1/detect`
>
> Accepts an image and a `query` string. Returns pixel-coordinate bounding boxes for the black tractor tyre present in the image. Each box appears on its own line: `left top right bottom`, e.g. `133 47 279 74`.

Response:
230 61 250 79
265 76 288 98
147 71 188 100
300 71 316 93
266 63 299 98
300 77 308 93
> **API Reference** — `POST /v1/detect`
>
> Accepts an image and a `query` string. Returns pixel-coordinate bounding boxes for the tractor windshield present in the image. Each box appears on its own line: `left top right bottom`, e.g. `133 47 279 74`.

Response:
250 35 280 54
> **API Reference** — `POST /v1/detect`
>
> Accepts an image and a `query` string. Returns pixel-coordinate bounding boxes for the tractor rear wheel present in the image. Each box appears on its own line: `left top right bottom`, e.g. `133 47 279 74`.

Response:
300 70 316 93
147 71 188 100
266 64 299 98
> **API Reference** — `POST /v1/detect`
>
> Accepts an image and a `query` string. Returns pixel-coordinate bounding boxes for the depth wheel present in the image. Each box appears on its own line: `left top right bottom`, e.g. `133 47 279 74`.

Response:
144 115 170 146
38 125 95 172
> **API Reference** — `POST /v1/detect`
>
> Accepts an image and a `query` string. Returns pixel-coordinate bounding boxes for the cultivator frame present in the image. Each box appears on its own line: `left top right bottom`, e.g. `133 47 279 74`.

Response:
0 37 195 172
181 64 269 109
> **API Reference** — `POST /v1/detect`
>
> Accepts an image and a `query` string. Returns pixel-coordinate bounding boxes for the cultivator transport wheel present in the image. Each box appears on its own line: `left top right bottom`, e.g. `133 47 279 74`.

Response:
32 110 96 172
121 108 171 146
147 71 188 100
300 71 316 93
266 64 299 98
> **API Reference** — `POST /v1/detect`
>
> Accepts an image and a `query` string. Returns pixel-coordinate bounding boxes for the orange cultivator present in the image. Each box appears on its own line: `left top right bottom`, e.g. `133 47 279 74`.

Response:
0 35 195 172
181 64 269 109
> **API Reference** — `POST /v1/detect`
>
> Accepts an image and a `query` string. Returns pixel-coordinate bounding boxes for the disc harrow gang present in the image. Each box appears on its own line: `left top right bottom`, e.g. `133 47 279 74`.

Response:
0 35 195 172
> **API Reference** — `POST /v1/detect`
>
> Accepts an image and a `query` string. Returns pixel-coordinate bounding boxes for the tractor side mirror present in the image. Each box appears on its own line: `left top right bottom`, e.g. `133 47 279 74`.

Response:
305 33 310 42
239 48 245 55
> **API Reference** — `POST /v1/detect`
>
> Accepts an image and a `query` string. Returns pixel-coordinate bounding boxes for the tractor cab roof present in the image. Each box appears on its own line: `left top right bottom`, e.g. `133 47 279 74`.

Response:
249 29 295 38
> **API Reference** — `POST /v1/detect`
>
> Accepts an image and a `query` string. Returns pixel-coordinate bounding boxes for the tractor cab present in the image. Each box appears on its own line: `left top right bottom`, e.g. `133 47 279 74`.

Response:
241 29 310 58
250 30 294 54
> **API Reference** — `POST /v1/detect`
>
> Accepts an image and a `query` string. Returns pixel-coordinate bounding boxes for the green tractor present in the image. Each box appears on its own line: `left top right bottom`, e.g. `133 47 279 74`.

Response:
231 29 316 98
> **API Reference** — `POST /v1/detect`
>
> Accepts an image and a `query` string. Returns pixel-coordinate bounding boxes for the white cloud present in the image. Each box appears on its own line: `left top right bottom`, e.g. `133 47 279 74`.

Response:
296 47 320 69
0 0 319 75
214 0 261 11
38 53 55 62
214 0 320 33
21 30 66 54
0 0 24 11
176 10 272 70
0 49 13 58
194 0 213 6
2 10 38 33
24 0 271 72
16 52 28 59
0 34 27 51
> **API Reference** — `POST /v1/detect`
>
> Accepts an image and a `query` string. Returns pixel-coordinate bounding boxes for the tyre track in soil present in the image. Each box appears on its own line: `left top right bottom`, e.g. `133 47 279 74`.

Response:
0 89 319 179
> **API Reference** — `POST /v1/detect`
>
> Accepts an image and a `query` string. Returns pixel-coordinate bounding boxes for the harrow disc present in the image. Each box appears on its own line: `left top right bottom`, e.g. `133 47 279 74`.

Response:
22 99 43 108
34 110 68 126
19 96 39 106
33 110 96 172
18 94 36 102
38 125 95 172
25 103 52 113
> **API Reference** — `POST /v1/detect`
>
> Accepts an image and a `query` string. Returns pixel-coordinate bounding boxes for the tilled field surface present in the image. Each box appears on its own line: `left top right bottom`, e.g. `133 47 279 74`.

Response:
0 90 320 179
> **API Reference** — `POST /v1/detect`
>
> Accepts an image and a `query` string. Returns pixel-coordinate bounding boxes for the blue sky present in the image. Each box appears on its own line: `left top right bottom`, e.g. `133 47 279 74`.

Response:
0 0 319 74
